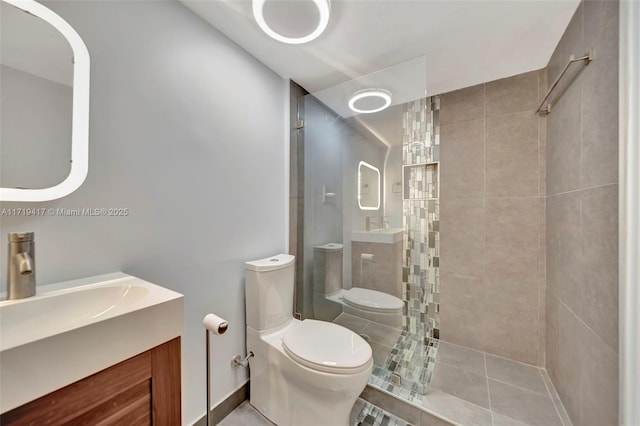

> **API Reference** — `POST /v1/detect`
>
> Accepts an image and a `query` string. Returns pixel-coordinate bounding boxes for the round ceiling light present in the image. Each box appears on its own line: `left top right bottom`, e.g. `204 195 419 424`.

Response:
252 0 331 45
348 89 393 114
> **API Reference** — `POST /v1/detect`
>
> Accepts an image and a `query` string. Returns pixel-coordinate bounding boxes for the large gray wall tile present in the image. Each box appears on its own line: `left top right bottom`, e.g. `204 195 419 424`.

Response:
546 192 581 308
485 112 539 197
438 70 546 363
486 198 539 288
578 184 618 350
547 3 584 85
538 114 547 196
580 327 618 426
545 293 560 385
485 70 539 117
556 300 618 426
440 119 485 199
544 2 619 424
557 303 584 423
538 198 547 366
583 0 618 46
484 198 540 363
440 198 485 277
484 285 539 365
546 79 582 195
581 16 619 188
439 84 484 126
439 273 485 351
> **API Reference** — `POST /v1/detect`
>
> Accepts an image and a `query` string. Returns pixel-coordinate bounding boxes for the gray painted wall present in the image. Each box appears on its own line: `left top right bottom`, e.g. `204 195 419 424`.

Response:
0 2 286 424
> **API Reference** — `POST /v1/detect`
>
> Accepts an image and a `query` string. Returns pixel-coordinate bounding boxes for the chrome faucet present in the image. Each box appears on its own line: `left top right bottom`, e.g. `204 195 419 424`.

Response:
7 232 36 300
365 217 377 231
381 215 390 229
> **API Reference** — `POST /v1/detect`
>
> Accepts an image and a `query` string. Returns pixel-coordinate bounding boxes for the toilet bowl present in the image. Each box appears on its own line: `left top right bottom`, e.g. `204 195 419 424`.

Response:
245 254 373 426
324 287 404 328
313 243 404 327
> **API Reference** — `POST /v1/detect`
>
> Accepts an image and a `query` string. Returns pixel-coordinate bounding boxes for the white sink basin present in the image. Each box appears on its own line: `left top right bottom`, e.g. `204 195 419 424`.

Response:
352 227 403 244
0 272 183 413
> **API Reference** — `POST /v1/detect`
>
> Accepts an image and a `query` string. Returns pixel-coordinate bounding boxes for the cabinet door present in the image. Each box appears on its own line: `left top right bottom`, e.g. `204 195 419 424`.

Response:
1 338 180 426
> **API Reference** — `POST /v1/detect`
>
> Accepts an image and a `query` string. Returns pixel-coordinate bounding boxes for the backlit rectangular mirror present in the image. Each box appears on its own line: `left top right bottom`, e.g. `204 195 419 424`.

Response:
358 161 380 210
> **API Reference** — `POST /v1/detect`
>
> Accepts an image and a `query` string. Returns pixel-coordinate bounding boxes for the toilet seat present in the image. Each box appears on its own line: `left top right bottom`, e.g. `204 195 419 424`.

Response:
282 320 372 374
343 287 404 313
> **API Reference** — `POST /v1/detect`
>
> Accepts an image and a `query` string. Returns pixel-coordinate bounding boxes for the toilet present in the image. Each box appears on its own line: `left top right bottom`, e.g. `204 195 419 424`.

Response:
245 254 373 426
313 243 404 328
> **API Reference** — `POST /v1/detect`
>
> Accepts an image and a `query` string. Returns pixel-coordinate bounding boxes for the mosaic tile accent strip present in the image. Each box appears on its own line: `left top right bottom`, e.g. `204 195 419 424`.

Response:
374 96 441 398
369 366 425 404
353 400 411 426
402 96 440 341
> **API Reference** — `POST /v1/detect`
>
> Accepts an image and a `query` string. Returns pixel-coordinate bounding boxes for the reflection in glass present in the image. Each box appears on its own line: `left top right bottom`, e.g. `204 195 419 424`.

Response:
358 161 380 210
295 56 443 405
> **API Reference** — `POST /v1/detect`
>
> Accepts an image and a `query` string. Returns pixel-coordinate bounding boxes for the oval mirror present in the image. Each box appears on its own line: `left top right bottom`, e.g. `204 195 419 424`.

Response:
0 0 89 202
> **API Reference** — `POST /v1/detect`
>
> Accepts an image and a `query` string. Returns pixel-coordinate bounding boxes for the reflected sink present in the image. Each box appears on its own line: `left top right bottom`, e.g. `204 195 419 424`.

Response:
352 227 403 244
0 272 183 413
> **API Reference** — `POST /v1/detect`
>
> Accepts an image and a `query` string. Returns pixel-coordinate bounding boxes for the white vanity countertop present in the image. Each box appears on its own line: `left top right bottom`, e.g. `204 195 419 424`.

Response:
352 227 404 244
0 272 184 413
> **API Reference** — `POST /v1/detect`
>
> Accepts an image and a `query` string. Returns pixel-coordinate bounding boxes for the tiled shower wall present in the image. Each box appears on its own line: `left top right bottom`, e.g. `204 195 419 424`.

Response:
438 69 547 366
401 97 440 341
545 1 619 425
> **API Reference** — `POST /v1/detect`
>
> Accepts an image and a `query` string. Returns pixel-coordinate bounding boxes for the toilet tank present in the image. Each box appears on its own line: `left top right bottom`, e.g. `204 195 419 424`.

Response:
245 254 295 331
313 243 343 295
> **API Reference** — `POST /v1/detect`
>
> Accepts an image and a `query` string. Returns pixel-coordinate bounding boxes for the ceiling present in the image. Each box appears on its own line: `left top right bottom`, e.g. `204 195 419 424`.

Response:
181 0 580 97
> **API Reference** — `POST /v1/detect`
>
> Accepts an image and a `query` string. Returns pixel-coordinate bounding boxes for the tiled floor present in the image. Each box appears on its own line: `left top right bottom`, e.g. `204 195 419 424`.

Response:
335 313 437 398
219 399 409 426
333 313 573 426
218 401 274 426
419 341 572 426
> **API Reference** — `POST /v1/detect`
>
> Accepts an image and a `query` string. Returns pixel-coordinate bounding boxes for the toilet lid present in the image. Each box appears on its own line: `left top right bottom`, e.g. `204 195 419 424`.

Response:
282 320 372 374
343 287 404 313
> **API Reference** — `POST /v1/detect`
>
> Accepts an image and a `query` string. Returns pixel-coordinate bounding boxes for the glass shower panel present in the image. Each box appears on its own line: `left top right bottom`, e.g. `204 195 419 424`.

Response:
295 56 441 405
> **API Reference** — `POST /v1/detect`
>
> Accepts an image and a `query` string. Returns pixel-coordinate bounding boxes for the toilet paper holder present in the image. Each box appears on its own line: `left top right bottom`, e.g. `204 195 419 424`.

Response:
232 351 254 367
203 313 228 426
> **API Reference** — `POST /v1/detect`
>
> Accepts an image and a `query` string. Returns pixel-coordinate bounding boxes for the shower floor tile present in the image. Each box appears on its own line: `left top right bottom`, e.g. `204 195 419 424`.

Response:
419 341 572 426
365 337 572 426
333 314 572 426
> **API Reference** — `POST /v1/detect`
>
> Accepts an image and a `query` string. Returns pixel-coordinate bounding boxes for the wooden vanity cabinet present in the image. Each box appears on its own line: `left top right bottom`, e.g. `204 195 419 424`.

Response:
0 337 181 426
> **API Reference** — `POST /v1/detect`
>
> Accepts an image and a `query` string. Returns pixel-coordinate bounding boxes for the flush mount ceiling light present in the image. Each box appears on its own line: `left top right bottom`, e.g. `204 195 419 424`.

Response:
252 0 330 45
348 89 392 114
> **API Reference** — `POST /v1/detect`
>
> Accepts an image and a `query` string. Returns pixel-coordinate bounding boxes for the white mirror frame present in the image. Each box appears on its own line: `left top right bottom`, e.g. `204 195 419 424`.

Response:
0 0 89 202
358 161 380 211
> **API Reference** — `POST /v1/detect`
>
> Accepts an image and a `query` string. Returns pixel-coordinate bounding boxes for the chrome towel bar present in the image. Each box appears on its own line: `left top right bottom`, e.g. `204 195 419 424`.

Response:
536 49 594 115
